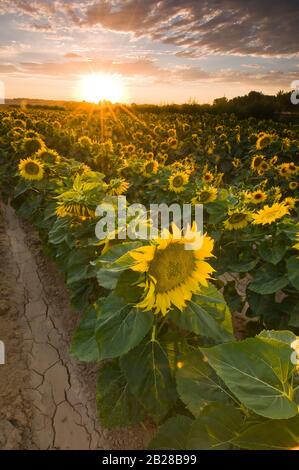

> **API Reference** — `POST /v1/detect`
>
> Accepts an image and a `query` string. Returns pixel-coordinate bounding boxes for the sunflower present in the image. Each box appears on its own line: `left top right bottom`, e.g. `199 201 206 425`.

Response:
251 155 264 171
270 155 278 166
143 159 159 177
232 158 241 168
207 142 216 155
78 136 92 148
256 133 273 150
293 234 299 251
35 148 60 164
252 203 289 225
224 210 251 231
168 171 189 193
202 171 214 183
287 163 297 175
56 203 94 219
278 163 297 178
129 223 214 315
107 178 130 195
21 137 44 156
167 137 178 149
249 190 267 204
18 158 44 181
289 181 298 190
192 187 217 204
259 161 269 173
282 197 297 210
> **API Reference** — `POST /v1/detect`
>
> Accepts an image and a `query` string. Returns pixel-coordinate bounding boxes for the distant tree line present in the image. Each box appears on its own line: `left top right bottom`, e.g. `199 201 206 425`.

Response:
130 91 299 120
4 90 299 121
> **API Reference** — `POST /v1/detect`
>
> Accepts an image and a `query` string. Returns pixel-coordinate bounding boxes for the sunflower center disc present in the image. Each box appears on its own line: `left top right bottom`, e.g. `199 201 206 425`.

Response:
25 162 40 175
149 244 195 293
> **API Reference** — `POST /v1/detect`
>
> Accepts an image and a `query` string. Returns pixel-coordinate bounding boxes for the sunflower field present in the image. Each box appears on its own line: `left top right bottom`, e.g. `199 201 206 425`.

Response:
0 105 299 450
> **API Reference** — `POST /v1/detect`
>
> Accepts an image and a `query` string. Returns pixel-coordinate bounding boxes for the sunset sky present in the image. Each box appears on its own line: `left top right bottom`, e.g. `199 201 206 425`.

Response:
0 0 298 104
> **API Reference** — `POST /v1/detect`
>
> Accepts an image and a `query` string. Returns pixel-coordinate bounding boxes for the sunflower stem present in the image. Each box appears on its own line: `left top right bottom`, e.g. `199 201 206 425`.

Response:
151 324 157 343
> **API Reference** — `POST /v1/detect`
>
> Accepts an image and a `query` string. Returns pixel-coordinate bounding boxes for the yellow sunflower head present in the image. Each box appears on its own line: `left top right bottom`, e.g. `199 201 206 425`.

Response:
282 197 297 210
224 210 251 231
56 203 95 219
18 158 44 181
270 155 278 166
232 158 241 168
192 187 217 204
129 223 214 315
143 159 159 177
127 144 135 153
78 136 92 148
288 162 297 174
35 148 61 164
21 137 44 156
107 178 130 196
168 171 189 193
259 161 269 173
202 171 214 183
252 203 289 225
207 142 215 155
278 163 291 178
256 133 273 150
168 137 178 149
251 154 264 171
289 181 298 190
250 190 267 205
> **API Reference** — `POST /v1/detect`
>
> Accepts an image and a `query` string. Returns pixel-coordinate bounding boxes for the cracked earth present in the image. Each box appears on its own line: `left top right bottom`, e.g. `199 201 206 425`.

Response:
0 203 153 450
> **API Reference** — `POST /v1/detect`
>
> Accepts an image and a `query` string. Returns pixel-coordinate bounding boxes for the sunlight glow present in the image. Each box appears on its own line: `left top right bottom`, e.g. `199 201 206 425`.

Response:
78 74 125 103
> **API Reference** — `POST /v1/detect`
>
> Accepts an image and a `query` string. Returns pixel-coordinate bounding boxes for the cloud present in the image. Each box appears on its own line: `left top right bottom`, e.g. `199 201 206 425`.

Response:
64 52 82 59
82 0 299 57
0 64 20 73
14 57 168 79
1 1 298 58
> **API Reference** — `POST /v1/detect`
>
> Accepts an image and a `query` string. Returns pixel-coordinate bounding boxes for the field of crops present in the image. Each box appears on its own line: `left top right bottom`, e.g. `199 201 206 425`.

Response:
0 105 299 450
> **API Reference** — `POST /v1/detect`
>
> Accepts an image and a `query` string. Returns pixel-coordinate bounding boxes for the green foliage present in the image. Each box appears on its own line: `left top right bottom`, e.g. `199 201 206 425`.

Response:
0 106 298 449
96 361 146 428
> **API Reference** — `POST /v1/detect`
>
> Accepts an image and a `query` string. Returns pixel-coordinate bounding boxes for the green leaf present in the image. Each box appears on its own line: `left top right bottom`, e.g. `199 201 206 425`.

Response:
95 295 154 360
48 218 70 245
171 300 233 343
176 351 232 416
227 259 258 273
98 241 142 264
258 236 288 265
287 256 299 290
121 340 177 420
202 337 297 419
96 361 145 428
195 283 234 335
70 305 99 362
205 201 228 224
246 290 276 318
187 403 244 450
149 416 193 450
289 301 299 328
248 267 289 294
97 267 120 289
258 329 297 346
66 263 95 285
114 269 143 303
234 415 299 450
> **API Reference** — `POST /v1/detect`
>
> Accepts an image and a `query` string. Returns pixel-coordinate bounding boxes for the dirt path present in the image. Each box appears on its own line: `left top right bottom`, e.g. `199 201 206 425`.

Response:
0 203 152 450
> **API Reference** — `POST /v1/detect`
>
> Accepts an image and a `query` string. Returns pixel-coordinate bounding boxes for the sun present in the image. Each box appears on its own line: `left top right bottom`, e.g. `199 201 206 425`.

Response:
78 73 125 103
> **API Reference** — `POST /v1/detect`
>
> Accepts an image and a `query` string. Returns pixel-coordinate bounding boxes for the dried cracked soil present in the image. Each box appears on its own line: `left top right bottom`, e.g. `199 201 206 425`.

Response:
0 203 153 450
